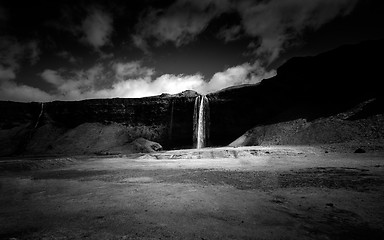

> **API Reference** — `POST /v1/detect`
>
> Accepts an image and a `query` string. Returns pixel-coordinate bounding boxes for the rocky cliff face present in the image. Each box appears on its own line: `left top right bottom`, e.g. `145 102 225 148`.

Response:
0 91 198 156
1 40 383 156
40 96 196 148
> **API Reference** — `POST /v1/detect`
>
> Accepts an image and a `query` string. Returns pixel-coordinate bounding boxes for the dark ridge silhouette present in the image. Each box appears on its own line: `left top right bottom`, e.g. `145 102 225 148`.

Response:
208 39 384 146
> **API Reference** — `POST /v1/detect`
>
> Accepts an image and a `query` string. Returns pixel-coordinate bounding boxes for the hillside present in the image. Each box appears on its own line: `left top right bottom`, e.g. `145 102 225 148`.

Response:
208 39 384 148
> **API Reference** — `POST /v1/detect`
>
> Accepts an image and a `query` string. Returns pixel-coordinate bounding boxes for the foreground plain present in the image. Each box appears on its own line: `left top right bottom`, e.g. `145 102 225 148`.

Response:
1 146 384 240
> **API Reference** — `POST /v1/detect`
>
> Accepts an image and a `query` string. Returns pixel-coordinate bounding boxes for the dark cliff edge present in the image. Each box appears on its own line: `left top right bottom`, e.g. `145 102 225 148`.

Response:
1 40 384 156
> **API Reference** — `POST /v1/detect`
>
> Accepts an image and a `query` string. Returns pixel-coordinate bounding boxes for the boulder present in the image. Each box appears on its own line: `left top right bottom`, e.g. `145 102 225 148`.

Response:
130 138 163 153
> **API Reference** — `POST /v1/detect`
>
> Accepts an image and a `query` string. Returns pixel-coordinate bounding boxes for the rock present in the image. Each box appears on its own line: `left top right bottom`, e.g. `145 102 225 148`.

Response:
136 154 158 160
173 90 199 98
131 138 163 153
354 148 366 153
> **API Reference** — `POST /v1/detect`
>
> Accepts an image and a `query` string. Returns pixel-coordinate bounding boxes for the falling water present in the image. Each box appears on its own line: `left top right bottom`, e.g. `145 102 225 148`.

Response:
193 95 209 149
34 102 44 128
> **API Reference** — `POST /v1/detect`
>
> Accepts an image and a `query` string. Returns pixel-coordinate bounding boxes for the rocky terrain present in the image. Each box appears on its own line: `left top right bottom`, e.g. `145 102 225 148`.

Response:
1 39 383 156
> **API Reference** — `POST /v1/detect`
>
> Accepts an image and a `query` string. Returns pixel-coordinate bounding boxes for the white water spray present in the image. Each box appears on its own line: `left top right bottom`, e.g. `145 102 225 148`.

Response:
34 102 44 128
193 95 209 149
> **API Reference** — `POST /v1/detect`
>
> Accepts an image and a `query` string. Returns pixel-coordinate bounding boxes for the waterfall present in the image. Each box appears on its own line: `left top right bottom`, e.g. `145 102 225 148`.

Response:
34 102 44 128
193 95 209 149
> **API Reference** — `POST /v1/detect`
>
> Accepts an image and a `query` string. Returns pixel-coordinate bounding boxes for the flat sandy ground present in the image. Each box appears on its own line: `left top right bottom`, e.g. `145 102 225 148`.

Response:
1 146 384 240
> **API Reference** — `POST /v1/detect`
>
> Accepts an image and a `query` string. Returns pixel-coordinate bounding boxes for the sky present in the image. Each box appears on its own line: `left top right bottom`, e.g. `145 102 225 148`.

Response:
0 0 383 102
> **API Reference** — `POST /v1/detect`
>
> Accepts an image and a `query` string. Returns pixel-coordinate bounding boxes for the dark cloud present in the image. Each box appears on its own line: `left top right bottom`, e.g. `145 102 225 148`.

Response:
217 25 243 42
57 51 78 64
133 0 358 62
0 5 8 22
45 4 114 51
133 0 231 51
81 8 114 49
236 0 359 61
0 37 41 79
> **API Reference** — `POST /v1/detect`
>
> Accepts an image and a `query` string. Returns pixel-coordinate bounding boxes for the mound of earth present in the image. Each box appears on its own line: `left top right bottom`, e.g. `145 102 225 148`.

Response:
0 122 163 156
230 99 384 151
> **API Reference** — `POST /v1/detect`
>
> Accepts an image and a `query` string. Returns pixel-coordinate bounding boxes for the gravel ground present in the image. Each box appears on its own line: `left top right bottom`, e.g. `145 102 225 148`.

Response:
1 146 384 240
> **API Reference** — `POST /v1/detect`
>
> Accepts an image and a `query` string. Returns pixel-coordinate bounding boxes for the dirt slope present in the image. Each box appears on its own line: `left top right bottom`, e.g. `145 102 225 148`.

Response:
230 99 384 151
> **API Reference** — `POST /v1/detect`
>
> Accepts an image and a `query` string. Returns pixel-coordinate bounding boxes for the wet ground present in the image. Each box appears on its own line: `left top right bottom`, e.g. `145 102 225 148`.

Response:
1 146 384 239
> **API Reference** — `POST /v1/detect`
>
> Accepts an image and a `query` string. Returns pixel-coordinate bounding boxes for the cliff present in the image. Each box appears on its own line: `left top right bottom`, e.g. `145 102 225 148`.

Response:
0 91 198 156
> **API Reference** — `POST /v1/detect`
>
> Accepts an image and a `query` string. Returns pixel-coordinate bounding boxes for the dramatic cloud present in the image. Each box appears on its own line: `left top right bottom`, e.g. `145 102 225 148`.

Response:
81 8 113 49
1 58 274 102
217 25 242 42
40 64 105 100
0 37 41 68
207 61 276 92
39 62 201 100
113 61 155 80
0 37 45 102
134 0 358 61
40 69 64 86
99 73 205 99
0 80 53 102
236 0 358 61
0 65 15 80
131 35 150 55
27 41 41 65
0 37 24 69
34 60 274 101
134 0 230 50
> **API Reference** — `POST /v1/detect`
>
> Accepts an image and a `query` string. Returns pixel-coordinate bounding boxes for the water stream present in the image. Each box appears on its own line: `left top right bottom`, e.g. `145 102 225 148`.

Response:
193 95 209 149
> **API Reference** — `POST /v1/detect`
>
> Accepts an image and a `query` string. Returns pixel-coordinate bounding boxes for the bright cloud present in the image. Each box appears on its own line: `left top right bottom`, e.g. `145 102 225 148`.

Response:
0 80 53 102
207 61 276 92
33 60 275 102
